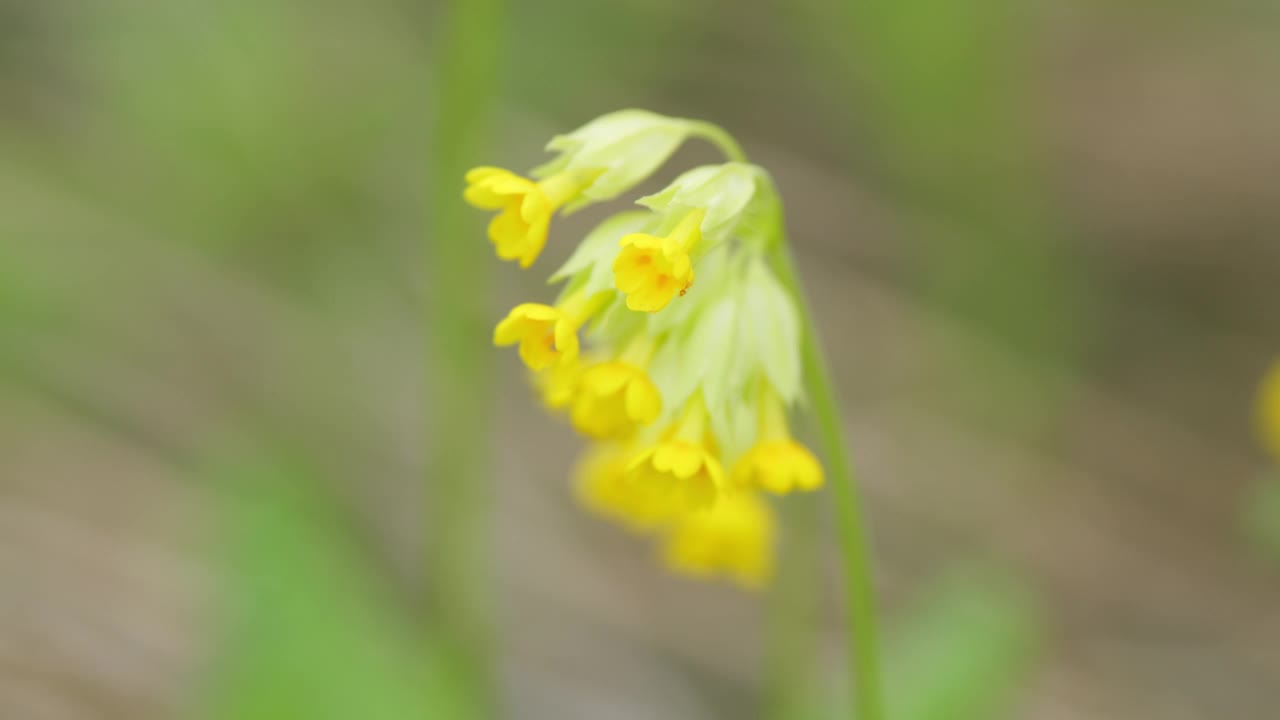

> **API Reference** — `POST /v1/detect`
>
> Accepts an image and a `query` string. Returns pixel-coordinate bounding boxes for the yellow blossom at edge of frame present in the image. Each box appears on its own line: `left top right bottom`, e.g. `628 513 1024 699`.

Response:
1260 361 1280 461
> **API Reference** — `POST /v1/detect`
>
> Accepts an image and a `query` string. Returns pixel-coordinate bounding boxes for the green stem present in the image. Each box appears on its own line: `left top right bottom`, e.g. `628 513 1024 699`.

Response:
688 120 748 163
425 0 504 714
769 240 885 720
713 132 884 719
764 492 822 719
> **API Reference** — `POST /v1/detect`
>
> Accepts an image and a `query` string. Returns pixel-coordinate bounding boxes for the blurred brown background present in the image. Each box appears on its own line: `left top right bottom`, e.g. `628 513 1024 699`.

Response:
2 0 1279 718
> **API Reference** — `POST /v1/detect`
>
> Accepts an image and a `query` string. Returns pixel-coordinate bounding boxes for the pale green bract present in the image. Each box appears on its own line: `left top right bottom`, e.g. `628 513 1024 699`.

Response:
740 258 803 404
639 256 803 449
551 210 654 299
638 163 763 246
533 109 695 213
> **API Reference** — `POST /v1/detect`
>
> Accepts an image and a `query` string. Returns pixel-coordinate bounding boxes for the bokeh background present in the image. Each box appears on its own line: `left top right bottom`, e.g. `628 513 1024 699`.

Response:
3 0 1280 718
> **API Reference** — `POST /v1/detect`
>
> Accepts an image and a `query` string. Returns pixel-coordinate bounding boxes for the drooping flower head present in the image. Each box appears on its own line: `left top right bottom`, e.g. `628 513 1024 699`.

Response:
468 110 823 588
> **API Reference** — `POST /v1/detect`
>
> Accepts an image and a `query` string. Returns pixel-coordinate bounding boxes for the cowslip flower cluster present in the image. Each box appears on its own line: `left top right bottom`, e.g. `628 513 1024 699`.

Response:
467 110 824 588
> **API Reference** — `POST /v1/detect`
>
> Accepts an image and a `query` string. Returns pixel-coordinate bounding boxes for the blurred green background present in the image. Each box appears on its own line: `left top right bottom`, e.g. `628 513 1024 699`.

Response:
3 0 1280 718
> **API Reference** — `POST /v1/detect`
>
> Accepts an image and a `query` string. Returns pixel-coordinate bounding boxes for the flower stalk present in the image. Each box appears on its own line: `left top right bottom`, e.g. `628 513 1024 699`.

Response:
426 0 504 713
768 238 885 720
459 110 884 718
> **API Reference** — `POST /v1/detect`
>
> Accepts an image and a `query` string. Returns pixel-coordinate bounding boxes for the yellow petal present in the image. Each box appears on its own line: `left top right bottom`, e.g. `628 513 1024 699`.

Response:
493 315 525 346
793 446 824 490
464 166 506 183
488 206 528 254
651 442 681 474
584 363 632 396
464 184 507 209
519 188 551 224
683 479 717 511
518 336 557 371
625 375 661 423
704 454 727 490
514 303 558 322
518 214 551 268
669 444 704 480
554 318 579 360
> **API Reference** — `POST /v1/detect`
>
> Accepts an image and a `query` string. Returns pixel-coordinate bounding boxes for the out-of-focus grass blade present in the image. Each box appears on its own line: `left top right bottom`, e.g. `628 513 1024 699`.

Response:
804 570 1040 720
197 450 472 720
884 571 1040 720
0 169 94 342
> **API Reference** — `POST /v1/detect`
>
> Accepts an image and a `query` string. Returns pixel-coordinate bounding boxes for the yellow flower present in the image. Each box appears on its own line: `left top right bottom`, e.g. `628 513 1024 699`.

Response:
571 362 662 439
1260 361 1280 461
533 355 582 411
493 291 608 371
628 443 725 510
613 209 705 312
732 383 825 494
661 491 776 588
464 166 601 268
569 335 663 439
626 395 726 510
733 441 824 494
574 445 682 532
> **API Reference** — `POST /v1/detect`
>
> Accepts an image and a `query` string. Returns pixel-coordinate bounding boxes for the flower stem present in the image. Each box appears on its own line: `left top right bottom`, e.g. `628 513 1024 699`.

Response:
769 240 885 720
764 492 821 718
426 0 504 714
688 120 748 163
